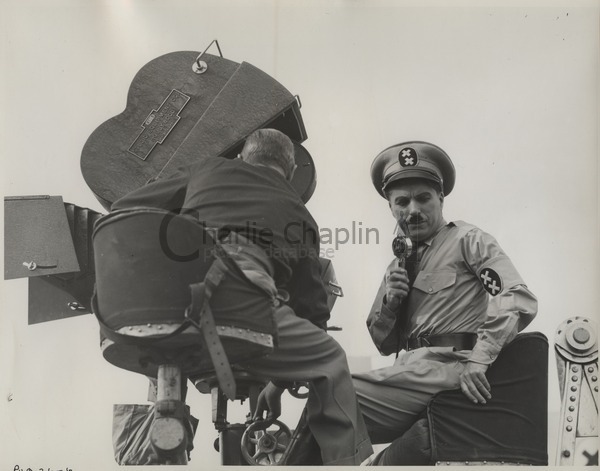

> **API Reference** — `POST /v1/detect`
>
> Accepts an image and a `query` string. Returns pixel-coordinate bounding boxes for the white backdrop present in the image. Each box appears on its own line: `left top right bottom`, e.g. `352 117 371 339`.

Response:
1 0 598 469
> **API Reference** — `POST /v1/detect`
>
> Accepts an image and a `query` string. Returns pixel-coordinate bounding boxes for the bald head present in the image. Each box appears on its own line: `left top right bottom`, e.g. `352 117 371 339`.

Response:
240 128 296 180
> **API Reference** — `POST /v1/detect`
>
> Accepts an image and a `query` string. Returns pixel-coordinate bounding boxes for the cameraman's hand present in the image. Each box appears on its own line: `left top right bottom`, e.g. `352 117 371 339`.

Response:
385 266 410 310
253 382 285 422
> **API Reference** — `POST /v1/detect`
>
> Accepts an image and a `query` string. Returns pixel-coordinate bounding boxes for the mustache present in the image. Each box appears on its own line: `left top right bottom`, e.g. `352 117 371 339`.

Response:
406 215 426 225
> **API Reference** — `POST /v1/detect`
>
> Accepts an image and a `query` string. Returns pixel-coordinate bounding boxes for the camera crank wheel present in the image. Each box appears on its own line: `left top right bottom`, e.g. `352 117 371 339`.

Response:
240 419 292 465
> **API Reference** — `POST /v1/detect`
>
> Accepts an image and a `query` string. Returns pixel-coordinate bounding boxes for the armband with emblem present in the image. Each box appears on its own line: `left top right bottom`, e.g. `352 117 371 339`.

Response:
477 256 524 297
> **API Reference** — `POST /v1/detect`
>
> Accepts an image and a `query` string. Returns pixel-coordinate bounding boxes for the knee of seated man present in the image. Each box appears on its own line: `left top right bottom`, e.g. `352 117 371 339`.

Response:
375 417 431 465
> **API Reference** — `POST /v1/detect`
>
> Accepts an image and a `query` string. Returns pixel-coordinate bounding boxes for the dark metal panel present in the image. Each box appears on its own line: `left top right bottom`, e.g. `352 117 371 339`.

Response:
164 61 305 176
27 203 103 324
81 52 242 210
28 275 92 324
4 195 80 280
81 52 310 210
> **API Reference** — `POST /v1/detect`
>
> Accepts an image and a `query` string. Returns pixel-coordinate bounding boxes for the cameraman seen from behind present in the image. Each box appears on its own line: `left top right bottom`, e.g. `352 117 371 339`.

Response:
112 128 373 466
352 141 538 465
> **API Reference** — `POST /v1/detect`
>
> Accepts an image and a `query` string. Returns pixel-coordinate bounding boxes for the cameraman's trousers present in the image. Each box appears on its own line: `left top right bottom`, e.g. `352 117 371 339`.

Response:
238 305 373 466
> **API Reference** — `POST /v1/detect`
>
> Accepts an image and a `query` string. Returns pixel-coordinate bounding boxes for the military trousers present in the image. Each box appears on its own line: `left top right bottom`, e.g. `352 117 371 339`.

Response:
352 346 469 444
238 305 373 465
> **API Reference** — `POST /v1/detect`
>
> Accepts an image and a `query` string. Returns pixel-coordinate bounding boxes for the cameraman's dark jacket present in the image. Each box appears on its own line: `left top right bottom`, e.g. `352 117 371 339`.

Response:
112 157 330 330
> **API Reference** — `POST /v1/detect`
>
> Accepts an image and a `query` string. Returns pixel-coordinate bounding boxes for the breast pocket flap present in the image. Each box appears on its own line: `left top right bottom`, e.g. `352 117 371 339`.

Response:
413 272 456 294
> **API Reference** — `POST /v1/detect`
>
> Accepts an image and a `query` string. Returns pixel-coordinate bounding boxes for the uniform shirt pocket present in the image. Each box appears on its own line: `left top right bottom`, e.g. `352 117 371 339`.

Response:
413 271 456 295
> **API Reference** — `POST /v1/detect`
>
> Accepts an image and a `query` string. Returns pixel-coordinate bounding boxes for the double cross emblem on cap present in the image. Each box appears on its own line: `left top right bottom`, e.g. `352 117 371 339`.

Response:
399 148 418 167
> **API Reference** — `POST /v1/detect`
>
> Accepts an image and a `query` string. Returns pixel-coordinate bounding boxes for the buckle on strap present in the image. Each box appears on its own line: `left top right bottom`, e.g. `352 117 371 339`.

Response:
186 257 236 400
406 337 431 350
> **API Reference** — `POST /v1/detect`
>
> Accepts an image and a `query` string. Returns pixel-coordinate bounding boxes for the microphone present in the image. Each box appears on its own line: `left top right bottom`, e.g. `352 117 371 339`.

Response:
392 220 412 268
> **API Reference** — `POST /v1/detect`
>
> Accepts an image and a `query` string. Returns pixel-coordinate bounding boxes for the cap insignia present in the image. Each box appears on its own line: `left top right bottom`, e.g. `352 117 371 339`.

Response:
399 148 418 167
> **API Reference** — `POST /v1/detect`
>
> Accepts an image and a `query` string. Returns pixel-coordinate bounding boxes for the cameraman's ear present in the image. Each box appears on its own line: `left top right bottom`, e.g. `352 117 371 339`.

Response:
288 164 298 182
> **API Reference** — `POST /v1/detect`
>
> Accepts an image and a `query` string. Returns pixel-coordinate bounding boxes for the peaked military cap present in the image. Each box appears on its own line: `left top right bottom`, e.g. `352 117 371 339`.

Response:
370 141 456 198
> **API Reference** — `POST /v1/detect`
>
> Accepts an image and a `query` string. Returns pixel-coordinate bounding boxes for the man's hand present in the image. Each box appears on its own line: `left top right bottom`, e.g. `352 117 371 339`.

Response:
253 382 285 422
460 362 491 404
385 266 410 310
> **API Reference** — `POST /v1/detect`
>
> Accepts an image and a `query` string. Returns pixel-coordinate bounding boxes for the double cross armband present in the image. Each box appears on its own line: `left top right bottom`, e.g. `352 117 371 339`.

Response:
479 268 502 296
477 256 524 297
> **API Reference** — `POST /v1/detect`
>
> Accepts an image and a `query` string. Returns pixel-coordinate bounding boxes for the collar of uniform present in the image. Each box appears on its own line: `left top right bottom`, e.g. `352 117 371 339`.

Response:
416 220 449 249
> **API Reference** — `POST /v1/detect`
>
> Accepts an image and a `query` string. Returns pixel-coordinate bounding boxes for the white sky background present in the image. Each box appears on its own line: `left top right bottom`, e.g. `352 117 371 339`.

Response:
1 0 598 469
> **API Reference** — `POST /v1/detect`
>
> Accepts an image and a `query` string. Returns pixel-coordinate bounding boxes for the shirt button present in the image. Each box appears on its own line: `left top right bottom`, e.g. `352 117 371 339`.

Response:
428 287 433 293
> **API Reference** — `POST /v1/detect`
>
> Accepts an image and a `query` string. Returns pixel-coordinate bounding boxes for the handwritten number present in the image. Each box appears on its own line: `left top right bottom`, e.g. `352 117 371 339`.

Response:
13 467 71 471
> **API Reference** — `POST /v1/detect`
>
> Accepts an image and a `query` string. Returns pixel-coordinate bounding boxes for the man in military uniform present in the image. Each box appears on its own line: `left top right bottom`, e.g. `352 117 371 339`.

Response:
353 141 538 465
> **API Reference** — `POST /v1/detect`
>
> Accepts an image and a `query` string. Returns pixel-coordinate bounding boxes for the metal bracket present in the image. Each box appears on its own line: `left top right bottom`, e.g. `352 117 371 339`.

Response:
192 39 223 74
555 316 598 466
22 260 58 271
150 365 189 464
328 281 344 298
67 302 87 311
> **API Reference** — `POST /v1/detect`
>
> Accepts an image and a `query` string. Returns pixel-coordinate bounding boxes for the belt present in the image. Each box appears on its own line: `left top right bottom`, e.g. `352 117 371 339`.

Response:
406 333 477 351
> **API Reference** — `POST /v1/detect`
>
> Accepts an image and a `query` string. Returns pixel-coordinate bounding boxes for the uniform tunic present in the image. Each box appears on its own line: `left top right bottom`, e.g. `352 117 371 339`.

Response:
112 157 372 464
353 221 537 444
